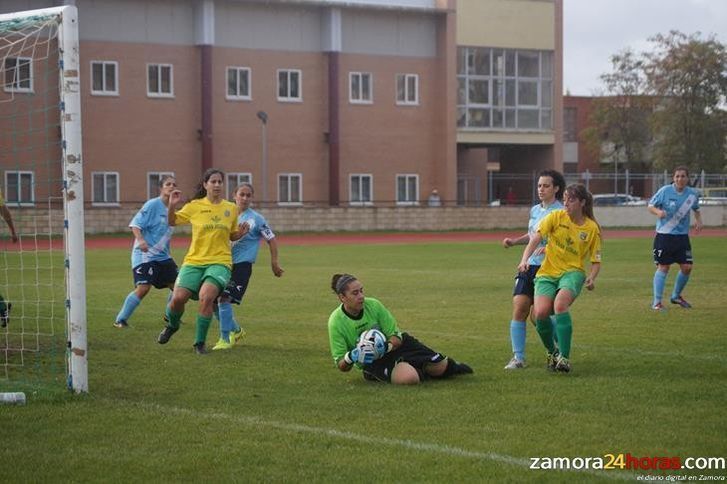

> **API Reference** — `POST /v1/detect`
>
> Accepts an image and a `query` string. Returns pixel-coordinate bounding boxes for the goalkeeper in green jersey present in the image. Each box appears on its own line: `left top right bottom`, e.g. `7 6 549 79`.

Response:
327 273 473 385
0 189 18 327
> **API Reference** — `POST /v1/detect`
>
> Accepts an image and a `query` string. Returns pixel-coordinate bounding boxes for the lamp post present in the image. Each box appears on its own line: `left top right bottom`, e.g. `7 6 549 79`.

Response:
256 111 268 204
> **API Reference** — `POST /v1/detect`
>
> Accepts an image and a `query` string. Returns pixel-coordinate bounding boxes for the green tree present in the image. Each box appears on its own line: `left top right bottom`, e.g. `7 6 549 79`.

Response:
583 49 654 171
643 31 727 172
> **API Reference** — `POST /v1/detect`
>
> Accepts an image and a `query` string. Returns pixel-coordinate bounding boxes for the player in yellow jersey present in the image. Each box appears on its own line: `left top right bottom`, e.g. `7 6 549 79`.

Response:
0 188 19 327
157 169 249 354
518 184 602 373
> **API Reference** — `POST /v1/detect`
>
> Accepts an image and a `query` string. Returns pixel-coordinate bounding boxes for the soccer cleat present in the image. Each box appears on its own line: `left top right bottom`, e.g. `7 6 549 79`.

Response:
212 338 234 351
555 355 571 373
546 351 560 372
453 362 473 375
670 296 692 309
157 326 178 344
231 328 247 345
113 320 129 329
504 357 526 370
193 342 208 355
652 302 666 311
0 303 10 328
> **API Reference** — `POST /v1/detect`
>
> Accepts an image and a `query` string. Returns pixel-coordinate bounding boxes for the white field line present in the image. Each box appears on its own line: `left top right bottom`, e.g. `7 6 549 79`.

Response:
120 399 634 481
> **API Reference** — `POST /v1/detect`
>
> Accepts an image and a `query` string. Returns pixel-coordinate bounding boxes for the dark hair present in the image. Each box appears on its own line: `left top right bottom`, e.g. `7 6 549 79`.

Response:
192 168 225 200
539 169 566 201
158 175 176 188
673 165 689 177
565 183 601 234
331 273 357 295
235 182 254 195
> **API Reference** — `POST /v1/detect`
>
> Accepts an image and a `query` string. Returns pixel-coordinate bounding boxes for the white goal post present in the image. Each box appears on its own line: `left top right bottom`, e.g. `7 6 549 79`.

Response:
0 6 87 393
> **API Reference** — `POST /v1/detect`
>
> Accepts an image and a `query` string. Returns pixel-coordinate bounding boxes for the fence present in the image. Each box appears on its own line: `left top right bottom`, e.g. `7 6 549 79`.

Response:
488 170 727 206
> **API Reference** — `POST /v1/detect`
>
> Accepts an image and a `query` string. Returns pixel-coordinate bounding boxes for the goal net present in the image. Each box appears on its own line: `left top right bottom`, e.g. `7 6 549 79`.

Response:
0 6 86 394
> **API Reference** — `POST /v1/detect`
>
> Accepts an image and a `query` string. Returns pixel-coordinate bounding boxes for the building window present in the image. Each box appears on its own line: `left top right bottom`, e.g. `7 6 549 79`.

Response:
4 171 34 205
396 74 419 105
3 57 33 93
226 67 251 100
90 61 118 96
564 107 578 142
278 173 302 204
147 172 175 199
457 47 552 130
277 69 301 102
226 172 252 199
396 174 419 205
350 174 373 205
92 172 119 205
147 63 173 97
349 72 372 104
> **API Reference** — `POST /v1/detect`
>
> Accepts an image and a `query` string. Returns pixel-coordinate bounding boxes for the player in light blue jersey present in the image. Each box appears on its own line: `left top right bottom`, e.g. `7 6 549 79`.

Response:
501 170 565 370
648 166 702 310
114 176 179 328
212 183 283 350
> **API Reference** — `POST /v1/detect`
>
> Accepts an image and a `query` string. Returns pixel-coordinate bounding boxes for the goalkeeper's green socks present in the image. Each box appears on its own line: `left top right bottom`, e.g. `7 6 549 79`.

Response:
535 318 556 354
194 315 212 345
554 312 573 359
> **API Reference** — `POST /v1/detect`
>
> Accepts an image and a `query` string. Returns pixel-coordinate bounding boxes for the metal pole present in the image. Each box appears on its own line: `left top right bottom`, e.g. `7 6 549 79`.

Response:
262 122 267 204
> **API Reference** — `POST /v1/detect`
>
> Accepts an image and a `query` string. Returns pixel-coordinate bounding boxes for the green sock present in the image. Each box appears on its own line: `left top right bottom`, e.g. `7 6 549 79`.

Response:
195 315 212 345
535 318 556 354
555 312 573 359
166 307 184 330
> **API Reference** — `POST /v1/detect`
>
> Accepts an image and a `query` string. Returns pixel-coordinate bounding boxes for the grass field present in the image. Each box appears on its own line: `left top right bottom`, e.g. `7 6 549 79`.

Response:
1 234 726 482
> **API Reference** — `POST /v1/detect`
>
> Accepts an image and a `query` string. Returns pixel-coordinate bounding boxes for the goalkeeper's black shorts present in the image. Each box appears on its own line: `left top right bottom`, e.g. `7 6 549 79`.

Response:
362 332 446 383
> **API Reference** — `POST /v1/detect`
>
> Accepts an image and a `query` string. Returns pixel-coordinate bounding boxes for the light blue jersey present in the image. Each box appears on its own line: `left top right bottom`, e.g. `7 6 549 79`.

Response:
232 208 275 264
649 184 700 235
129 197 174 267
527 200 564 266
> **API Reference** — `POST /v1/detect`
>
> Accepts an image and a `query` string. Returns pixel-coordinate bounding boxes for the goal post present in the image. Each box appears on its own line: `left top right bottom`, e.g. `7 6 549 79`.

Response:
0 6 86 393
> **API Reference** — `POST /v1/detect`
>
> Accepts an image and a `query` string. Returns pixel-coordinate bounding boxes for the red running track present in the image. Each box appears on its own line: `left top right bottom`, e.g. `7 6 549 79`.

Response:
2 228 724 251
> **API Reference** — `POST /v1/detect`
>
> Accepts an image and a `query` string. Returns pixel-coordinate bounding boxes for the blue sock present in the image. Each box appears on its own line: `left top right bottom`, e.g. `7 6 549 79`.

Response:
510 320 526 361
671 271 690 300
116 292 141 323
653 270 667 306
218 302 236 343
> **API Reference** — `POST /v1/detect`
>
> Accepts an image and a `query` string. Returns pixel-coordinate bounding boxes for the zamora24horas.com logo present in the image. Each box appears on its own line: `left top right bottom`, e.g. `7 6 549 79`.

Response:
529 454 726 472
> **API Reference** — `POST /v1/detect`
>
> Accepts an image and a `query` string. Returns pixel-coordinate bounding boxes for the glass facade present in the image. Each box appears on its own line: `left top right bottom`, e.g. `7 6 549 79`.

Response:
457 47 553 131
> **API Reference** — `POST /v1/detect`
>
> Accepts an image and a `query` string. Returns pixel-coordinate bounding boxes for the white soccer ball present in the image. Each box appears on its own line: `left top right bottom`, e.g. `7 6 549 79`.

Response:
358 329 387 359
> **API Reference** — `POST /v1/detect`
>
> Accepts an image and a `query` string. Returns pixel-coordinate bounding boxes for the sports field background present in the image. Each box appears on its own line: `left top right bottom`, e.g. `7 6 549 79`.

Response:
1 231 726 481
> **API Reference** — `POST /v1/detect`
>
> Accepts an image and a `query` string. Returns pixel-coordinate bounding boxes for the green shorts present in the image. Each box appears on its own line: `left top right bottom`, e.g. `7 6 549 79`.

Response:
534 271 586 299
176 264 231 297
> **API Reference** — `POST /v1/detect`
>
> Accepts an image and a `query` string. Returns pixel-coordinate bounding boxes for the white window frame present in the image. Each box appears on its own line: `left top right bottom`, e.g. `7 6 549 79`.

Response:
4 171 35 206
90 60 119 96
91 171 120 207
396 174 419 206
3 57 33 93
147 172 175 200
349 174 373 206
349 72 373 104
226 66 252 101
396 73 419 106
277 69 302 102
277 173 302 205
146 63 174 98
226 172 253 199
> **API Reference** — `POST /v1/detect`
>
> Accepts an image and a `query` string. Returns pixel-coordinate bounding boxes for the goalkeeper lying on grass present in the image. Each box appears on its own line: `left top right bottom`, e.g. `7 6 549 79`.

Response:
327 273 473 385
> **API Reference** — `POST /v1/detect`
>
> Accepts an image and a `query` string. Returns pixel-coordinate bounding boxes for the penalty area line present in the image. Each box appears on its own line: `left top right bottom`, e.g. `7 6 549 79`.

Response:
119 399 634 481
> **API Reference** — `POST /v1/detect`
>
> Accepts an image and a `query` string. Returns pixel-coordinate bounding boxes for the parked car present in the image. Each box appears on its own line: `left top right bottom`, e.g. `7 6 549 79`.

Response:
592 194 647 206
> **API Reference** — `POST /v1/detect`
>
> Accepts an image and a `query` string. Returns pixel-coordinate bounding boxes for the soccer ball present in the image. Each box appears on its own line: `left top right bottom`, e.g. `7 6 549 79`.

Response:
359 329 387 359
